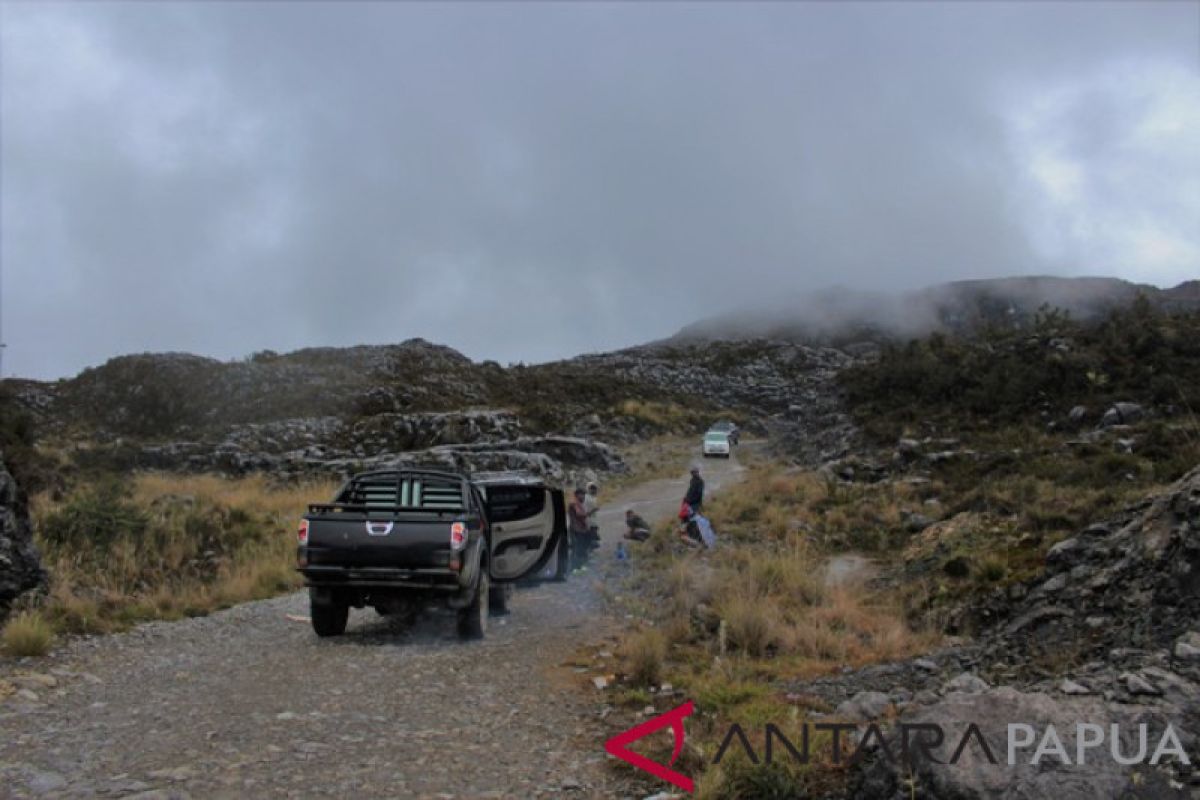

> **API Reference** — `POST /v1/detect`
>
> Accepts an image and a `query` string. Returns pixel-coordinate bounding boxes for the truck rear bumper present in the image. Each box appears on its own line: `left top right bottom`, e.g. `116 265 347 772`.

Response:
300 565 463 591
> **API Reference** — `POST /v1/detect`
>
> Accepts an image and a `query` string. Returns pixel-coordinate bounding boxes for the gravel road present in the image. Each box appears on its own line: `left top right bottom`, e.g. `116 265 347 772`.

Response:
0 451 746 799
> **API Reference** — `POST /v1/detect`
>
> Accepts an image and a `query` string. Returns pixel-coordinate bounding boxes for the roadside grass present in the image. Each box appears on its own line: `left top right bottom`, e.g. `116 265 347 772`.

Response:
604 436 705 493
1 610 55 657
606 464 934 796
27 473 338 639
615 399 708 432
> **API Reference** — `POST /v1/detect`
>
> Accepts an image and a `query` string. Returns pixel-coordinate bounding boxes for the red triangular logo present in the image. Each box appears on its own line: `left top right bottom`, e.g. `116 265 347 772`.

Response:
604 701 695 793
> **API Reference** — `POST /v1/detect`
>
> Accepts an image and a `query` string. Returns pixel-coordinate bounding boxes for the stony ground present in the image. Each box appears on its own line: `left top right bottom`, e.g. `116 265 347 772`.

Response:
0 452 746 800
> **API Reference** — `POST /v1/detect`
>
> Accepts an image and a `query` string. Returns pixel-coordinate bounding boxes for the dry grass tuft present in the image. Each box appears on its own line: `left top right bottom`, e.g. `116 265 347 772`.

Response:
624 628 668 686
2 610 54 657
720 593 777 657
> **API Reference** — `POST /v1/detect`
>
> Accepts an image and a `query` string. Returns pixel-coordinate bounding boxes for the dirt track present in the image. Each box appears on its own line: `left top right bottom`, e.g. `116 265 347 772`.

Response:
0 451 745 799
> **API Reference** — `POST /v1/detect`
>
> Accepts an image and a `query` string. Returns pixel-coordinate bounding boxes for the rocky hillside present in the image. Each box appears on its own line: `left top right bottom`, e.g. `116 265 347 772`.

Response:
8 274 1197 485
5 336 859 483
825 464 1200 799
670 275 1200 346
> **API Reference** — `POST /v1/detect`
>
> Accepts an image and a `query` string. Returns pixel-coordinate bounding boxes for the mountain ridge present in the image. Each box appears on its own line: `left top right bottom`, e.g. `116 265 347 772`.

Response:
666 275 1200 345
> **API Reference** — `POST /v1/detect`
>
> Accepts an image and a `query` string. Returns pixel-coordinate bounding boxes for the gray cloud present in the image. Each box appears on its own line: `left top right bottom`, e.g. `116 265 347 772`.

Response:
2 1 1197 379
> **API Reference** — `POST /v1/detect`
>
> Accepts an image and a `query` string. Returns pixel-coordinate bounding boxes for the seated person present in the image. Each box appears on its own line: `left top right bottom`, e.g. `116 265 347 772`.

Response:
624 509 651 541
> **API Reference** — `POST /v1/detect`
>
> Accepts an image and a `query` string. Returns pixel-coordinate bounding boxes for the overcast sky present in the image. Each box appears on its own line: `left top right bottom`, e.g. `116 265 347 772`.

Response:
2 1 1197 380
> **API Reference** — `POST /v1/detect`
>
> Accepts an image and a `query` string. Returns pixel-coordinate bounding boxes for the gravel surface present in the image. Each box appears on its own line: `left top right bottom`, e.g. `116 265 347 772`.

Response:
0 452 746 799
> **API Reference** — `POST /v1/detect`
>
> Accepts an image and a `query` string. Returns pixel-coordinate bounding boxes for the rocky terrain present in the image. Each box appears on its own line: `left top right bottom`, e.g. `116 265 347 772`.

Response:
6 336 862 490
782 465 1200 798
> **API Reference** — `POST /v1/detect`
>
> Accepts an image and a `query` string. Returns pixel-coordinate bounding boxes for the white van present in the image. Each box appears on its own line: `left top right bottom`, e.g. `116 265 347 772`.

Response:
702 430 731 458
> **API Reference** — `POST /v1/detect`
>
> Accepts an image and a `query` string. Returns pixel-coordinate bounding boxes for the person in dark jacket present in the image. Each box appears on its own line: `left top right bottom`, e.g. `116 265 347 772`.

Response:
624 509 650 542
684 467 705 512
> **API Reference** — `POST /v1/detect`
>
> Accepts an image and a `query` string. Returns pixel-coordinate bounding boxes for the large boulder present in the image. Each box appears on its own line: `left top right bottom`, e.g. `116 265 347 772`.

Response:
0 451 46 614
851 686 1190 799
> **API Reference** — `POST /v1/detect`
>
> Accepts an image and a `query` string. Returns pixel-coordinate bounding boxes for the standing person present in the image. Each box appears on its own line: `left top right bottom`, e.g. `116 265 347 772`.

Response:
584 482 601 552
684 466 705 513
568 487 591 572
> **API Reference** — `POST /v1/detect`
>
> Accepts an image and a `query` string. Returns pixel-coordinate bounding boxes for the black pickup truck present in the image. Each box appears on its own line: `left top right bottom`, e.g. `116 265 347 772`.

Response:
297 469 569 639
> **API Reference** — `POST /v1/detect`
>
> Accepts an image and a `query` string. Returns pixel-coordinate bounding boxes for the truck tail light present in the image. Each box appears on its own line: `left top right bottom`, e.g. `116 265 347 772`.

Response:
298 519 309 545
450 521 467 551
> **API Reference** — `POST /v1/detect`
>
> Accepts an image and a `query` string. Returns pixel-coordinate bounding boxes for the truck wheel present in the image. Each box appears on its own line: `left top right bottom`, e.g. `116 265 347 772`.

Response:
311 592 349 638
488 582 511 615
457 571 489 639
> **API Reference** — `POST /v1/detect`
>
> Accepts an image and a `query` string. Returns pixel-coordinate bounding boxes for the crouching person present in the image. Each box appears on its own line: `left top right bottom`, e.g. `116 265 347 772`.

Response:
624 509 651 542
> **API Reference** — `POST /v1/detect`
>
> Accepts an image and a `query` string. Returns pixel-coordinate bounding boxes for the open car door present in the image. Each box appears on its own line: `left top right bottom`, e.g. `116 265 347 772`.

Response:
479 480 568 582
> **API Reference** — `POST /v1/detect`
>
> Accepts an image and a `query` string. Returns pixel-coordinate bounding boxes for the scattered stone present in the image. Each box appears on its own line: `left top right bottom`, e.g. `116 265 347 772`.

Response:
835 691 892 721
1121 672 1162 696
904 512 933 533
148 766 196 782
942 672 989 694
1037 573 1068 594
1173 631 1200 662
1101 402 1145 427
1060 679 1091 695
12 673 57 689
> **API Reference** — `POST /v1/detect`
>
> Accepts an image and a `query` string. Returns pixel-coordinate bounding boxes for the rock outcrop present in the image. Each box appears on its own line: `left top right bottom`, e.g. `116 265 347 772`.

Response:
0 451 46 615
970 464 1200 673
92 427 625 486
795 465 1200 797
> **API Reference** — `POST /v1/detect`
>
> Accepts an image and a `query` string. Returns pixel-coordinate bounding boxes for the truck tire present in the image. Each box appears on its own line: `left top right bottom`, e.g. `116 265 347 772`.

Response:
457 571 489 639
488 582 511 615
311 592 349 637
552 535 570 582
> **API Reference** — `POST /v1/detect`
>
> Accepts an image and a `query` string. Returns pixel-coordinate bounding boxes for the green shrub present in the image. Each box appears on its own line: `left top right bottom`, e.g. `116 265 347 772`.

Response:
39 480 147 553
